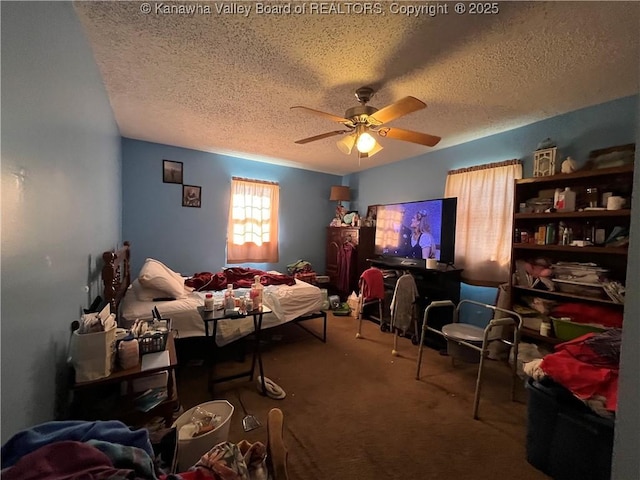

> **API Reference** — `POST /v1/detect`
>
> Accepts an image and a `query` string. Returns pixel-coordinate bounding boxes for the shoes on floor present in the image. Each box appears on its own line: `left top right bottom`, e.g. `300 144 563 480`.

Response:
257 376 286 400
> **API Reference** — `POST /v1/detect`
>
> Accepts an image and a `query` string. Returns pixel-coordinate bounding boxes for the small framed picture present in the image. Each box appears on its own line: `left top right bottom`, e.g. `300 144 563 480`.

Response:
163 160 183 184
366 205 378 221
182 185 201 208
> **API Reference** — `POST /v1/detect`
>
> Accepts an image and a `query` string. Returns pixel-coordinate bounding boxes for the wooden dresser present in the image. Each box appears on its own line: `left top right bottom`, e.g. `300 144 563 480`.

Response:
325 226 375 299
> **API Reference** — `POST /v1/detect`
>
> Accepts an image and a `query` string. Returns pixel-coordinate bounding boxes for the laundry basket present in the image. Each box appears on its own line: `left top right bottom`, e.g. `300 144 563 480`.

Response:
172 400 234 472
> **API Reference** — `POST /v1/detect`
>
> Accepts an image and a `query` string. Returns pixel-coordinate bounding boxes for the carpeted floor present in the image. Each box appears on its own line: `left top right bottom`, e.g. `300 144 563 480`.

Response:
175 312 549 479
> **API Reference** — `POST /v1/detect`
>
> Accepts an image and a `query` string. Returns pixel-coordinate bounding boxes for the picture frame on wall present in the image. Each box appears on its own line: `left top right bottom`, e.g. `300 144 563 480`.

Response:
163 159 183 184
182 185 202 208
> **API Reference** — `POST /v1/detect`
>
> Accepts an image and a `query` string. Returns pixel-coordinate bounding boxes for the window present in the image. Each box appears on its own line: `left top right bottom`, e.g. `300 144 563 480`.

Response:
444 160 522 285
227 177 279 264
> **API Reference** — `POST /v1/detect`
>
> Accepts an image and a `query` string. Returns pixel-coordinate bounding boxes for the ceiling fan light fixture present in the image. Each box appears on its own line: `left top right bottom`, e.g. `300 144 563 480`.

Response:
368 141 383 157
336 134 356 154
356 130 376 153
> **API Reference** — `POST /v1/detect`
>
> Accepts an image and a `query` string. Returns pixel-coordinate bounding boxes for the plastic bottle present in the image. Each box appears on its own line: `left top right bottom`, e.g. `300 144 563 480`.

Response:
556 187 576 212
224 284 235 311
320 288 330 310
545 223 556 245
244 293 254 312
118 337 139 369
250 275 264 309
553 188 562 209
204 293 214 311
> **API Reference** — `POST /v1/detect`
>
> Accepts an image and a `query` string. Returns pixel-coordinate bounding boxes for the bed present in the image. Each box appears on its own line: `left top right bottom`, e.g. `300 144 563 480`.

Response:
102 242 327 347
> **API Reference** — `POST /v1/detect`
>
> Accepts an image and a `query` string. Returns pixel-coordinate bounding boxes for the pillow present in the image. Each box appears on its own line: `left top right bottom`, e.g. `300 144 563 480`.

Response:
131 279 192 301
138 258 186 298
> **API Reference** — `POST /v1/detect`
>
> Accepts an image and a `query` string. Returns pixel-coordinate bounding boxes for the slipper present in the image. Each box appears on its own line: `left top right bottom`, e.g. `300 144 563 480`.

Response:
257 376 286 400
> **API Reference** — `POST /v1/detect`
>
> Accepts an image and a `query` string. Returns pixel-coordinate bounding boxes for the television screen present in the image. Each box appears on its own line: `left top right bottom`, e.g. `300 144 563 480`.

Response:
374 197 457 265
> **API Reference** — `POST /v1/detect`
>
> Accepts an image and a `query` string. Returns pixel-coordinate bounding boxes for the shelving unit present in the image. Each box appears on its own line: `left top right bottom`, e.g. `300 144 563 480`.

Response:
510 164 633 344
70 333 179 428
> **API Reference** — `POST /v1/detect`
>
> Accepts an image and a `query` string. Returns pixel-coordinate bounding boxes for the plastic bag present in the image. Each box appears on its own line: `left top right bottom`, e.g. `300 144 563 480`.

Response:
347 291 361 317
190 406 222 437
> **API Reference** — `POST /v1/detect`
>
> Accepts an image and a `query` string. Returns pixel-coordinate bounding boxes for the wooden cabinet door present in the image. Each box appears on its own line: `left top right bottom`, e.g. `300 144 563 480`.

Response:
326 227 360 297
326 228 344 288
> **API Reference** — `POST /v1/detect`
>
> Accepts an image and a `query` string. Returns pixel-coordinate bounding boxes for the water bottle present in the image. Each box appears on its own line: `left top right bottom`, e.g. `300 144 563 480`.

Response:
250 276 263 309
204 293 214 311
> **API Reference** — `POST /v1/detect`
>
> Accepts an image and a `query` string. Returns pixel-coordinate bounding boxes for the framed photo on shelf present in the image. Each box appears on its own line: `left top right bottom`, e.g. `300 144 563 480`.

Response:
163 160 183 184
365 204 379 227
182 185 201 208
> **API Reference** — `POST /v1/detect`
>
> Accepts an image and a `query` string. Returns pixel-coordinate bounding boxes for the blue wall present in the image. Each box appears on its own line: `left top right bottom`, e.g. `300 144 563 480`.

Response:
1 2 122 441
122 139 341 277
124 96 637 280
350 96 638 214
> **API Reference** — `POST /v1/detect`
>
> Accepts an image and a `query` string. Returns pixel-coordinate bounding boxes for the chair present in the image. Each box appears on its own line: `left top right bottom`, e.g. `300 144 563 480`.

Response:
355 267 385 339
415 299 522 419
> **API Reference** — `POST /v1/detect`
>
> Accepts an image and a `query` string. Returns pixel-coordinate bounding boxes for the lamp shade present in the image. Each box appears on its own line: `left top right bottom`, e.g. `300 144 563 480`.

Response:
336 134 356 155
330 185 351 202
367 141 383 157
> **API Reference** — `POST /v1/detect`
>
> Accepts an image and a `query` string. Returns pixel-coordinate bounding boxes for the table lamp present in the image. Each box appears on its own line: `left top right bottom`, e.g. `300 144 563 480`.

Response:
330 185 350 222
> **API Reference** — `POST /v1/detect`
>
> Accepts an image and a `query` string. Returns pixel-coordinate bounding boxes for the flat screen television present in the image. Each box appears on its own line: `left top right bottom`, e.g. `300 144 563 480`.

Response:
374 197 457 266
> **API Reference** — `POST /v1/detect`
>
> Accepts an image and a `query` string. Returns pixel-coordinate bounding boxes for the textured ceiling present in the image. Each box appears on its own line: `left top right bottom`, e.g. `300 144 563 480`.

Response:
74 1 639 175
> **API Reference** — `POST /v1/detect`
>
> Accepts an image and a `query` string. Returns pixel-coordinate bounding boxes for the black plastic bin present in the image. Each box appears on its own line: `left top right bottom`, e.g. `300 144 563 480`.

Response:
525 377 614 480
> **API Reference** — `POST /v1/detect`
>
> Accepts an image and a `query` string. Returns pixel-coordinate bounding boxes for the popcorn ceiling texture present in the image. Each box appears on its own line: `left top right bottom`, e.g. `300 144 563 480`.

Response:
74 1 638 175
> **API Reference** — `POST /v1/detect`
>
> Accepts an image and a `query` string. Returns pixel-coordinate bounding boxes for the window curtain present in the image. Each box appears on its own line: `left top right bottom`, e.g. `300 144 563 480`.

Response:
227 177 279 264
444 160 522 285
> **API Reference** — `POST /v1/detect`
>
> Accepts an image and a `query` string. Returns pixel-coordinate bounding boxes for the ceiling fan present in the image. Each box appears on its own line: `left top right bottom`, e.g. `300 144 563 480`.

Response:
291 87 441 158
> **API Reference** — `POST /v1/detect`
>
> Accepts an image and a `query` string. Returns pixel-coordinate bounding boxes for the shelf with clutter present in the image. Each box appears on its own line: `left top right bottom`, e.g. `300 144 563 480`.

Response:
510 143 633 345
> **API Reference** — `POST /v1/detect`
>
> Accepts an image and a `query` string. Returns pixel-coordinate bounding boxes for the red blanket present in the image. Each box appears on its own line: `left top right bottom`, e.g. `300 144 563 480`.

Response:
186 267 296 291
540 329 620 412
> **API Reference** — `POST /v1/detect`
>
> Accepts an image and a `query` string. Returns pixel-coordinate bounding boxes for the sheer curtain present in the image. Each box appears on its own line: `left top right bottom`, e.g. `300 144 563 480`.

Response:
227 177 279 264
444 160 522 285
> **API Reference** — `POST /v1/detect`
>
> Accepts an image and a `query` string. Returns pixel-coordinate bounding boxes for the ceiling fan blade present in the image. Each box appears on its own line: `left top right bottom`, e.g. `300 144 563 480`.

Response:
294 130 350 144
291 106 351 124
378 127 441 147
368 96 426 125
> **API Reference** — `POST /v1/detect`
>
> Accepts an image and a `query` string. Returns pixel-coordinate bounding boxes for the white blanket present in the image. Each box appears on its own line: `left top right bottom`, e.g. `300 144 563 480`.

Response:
120 279 323 346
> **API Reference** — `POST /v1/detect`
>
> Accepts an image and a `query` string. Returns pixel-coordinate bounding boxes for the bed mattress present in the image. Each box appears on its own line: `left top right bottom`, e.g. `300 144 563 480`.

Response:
120 279 323 346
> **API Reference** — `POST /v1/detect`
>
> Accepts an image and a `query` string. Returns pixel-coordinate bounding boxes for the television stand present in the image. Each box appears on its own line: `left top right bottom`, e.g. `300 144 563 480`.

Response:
367 258 463 350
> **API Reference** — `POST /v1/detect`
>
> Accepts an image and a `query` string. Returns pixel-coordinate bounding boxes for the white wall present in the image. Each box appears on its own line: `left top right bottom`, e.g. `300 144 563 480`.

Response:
611 109 640 479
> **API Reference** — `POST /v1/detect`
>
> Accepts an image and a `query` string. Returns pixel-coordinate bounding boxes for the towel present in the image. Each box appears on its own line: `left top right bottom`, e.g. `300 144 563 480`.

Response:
359 268 385 301
390 274 418 333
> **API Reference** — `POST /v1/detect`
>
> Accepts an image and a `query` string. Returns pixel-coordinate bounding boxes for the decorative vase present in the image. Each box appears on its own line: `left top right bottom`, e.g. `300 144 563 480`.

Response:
561 156 577 173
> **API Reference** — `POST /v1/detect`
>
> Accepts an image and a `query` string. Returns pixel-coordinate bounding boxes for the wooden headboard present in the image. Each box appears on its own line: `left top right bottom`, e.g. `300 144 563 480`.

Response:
102 241 131 316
